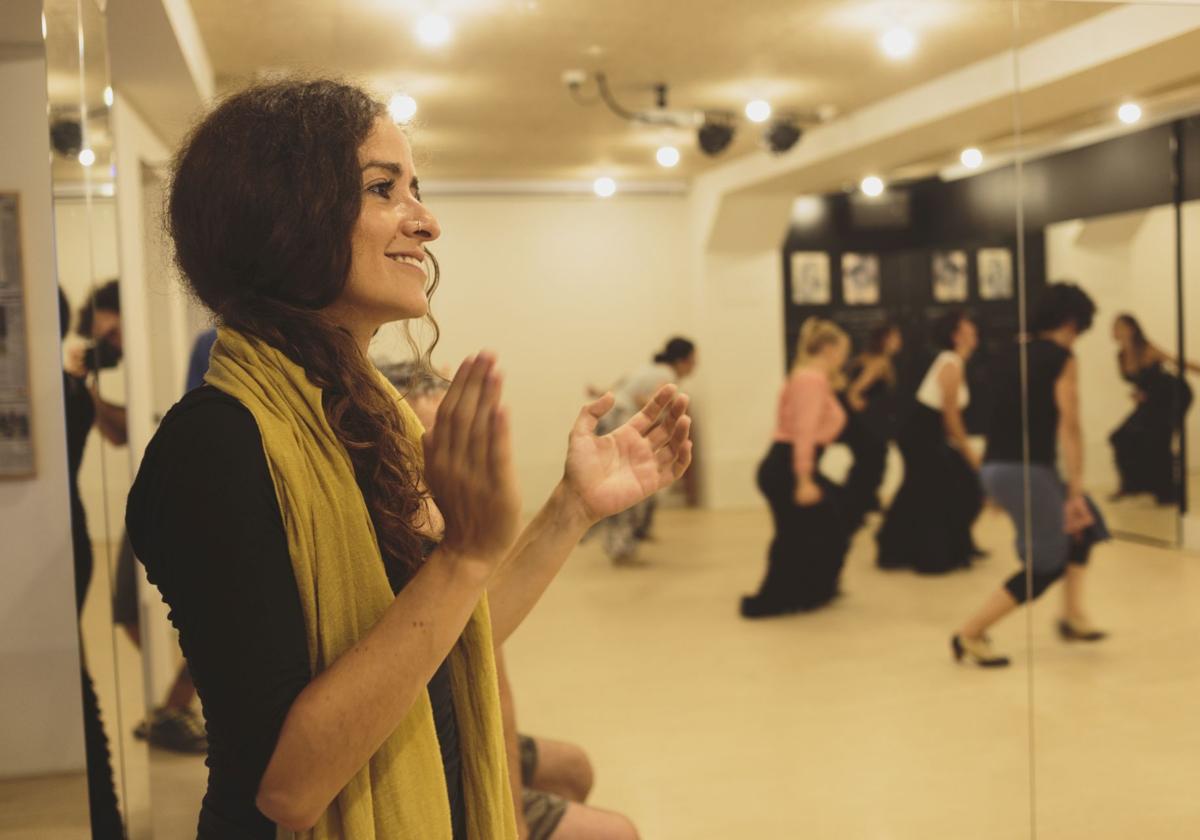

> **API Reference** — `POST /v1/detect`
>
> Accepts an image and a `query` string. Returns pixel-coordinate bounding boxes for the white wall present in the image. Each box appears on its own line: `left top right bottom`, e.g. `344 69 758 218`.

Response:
1046 205 1183 496
0 55 86 778
371 193 693 508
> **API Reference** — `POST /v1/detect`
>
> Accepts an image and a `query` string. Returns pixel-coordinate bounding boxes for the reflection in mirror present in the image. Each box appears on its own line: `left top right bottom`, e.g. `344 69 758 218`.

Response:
1016 1 1200 837
46 0 151 836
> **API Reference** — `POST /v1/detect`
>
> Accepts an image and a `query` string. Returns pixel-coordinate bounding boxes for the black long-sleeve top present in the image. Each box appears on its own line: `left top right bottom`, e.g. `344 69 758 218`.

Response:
126 385 464 839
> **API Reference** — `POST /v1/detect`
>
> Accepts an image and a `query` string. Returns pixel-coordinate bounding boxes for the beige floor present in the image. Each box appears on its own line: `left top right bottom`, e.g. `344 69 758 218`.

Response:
4 507 1199 838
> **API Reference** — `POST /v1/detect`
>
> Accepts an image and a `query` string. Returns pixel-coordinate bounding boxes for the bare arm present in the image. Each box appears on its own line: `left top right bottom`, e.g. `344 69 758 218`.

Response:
256 551 492 830
846 357 884 410
938 363 977 468
487 387 691 644
1150 342 1200 376
258 353 521 831
89 383 128 446
1056 357 1085 497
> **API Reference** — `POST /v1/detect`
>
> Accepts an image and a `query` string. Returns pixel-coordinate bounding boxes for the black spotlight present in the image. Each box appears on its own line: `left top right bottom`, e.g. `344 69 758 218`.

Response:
698 119 735 156
50 119 83 157
765 120 802 154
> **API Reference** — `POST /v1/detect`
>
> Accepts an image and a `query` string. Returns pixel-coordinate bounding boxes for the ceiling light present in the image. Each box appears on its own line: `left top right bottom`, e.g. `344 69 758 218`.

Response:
593 177 617 198
103 86 113 108
388 93 418 123
416 14 452 47
1118 102 1142 125
860 175 885 197
765 120 802 154
656 146 681 168
78 148 96 167
698 119 735 156
880 27 916 60
791 195 824 226
745 100 772 123
960 147 983 169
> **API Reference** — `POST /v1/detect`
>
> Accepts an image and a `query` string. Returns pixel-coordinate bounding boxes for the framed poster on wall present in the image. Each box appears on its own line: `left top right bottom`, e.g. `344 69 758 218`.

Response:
932 250 968 302
842 252 880 305
978 248 1014 300
790 251 832 305
0 193 35 478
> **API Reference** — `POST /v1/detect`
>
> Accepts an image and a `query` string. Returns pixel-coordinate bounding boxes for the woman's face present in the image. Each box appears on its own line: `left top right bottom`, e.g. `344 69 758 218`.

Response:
883 328 902 356
956 319 979 357
1113 318 1132 345
331 117 441 335
676 352 697 378
829 335 851 369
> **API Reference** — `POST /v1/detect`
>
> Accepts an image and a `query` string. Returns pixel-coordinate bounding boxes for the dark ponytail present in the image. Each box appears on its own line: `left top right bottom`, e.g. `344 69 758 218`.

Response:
654 336 695 365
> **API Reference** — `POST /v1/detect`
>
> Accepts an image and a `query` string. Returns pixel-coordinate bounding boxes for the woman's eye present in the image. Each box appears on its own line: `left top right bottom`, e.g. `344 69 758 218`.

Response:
368 180 395 199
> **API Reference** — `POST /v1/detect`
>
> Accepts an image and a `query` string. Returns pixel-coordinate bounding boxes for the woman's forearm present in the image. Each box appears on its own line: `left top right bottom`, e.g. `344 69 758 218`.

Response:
486 483 592 645
256 549 492 831
1060 420 1085 495
942 406 970 452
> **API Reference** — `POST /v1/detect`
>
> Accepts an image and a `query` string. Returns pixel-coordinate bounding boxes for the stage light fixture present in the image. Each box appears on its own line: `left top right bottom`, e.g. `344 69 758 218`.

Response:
765 120 802 154
698 119 735 156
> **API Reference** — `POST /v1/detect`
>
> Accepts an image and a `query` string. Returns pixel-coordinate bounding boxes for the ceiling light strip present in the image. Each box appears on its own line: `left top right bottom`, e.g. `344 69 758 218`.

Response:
419 180 689 197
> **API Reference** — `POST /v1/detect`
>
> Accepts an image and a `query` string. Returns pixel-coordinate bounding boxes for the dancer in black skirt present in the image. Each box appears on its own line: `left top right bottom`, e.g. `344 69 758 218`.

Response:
1109 313 1195 505
742 318 851 618
876 310 982 574
842 321 902 516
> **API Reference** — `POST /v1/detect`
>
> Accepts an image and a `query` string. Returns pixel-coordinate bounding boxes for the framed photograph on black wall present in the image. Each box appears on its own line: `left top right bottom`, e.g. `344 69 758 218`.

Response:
978 248 1014 300
789 251 831 305
932 250 968 303
842 253 880 305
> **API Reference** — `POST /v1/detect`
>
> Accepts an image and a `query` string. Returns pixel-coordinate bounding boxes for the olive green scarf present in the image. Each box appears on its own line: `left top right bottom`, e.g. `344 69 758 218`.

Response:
206 327 515 840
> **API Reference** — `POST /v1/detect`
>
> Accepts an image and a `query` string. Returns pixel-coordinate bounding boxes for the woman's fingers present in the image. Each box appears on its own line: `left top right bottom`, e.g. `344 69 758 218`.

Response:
447 353 494 454
627 385 677 435
572 392 615 438
489 404 514 483
654 414 692 467
468 369 503 467
434 355 474 440
646 394 690 450
658 438 693 485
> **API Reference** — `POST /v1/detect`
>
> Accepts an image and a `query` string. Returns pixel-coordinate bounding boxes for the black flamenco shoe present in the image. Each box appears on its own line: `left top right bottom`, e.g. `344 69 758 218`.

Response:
951 633 1011 668
1057 618 1108 642
739 594 795 619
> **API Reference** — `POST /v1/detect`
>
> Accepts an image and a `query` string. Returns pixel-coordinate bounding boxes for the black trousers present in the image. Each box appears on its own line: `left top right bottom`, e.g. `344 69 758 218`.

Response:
748 443 850 611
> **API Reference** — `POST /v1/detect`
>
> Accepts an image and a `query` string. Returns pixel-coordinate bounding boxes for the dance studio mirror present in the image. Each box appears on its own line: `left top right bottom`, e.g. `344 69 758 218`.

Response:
1014 1 1200 837
29 0 1200 838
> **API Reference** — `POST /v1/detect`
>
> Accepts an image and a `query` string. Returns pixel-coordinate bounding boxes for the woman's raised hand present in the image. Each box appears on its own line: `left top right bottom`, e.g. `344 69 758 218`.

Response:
422 353 522 566
561 385 693 524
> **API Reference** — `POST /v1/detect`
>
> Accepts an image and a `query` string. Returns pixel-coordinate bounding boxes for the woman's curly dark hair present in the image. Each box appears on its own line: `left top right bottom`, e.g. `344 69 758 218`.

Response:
168 77 439 574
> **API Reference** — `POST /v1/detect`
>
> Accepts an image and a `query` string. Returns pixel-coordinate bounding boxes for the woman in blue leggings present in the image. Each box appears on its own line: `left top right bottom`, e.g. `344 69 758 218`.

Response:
953 283 1109 667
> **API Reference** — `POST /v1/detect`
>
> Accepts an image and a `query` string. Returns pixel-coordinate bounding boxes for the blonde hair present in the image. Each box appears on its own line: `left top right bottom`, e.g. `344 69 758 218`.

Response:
793 317 849 388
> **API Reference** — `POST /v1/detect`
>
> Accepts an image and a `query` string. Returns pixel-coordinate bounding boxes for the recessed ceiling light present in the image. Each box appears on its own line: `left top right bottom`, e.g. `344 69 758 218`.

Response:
860 175 885 197
416 14 452 47
791 195 824 225
103 86 113 108
78 148 96 167
960 147 983 169
593 177 617 198
1118 102 1142 125
388 93 418 123
745 100 772 124
880 27 916 60
656 146 681 168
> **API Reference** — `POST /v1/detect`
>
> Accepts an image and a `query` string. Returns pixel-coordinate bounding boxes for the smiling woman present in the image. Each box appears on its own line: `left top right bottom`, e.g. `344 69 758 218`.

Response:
124 77 692 840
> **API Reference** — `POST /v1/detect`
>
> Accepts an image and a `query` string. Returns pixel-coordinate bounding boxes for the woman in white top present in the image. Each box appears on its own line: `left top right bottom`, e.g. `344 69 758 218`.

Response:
875 310 984 574
595 337 697 563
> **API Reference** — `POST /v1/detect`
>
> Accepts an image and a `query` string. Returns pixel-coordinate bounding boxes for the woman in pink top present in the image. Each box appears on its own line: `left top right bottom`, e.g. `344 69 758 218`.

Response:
741 318 852 618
